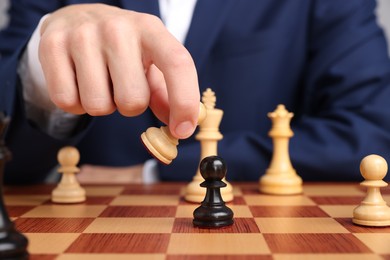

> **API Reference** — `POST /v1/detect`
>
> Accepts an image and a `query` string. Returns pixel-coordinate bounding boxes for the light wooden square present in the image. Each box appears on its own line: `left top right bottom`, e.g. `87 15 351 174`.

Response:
228 205 254 218
354 233 390 254
25 233 80 254
244 195 315 206
83 218 174 233
255 217 350 233
303 185 364 196
21 205 106 218
167 234 270 254
4 195 50 205
319 205 356 218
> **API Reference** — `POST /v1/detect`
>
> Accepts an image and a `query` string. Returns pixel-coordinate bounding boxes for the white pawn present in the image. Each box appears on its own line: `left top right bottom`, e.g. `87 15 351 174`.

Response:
52 146 86 203
141 103 207 165
353 154 390 226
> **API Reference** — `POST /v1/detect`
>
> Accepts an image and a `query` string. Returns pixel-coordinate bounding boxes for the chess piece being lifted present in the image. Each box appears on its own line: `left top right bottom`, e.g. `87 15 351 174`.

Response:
259 104 302 195
193 156 234 228
353 154 390 226
141 102 207 165
0 113 29 259
185 89 233 202
52 146 86 203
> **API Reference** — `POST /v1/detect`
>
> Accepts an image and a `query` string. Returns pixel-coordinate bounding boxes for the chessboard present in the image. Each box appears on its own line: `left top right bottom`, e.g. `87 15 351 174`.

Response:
4 182 390 259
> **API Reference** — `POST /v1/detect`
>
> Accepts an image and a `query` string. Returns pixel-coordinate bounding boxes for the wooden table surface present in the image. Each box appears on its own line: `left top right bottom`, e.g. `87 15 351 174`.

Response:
3 182 390 260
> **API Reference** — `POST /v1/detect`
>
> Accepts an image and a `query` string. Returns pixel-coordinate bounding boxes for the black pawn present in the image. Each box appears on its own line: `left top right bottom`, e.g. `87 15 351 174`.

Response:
0 113 28 259
193 156 234 228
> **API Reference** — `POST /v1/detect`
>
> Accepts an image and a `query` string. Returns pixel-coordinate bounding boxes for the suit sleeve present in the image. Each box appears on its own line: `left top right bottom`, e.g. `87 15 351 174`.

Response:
291 0 390 181
0 1 91 184
159 0 390 182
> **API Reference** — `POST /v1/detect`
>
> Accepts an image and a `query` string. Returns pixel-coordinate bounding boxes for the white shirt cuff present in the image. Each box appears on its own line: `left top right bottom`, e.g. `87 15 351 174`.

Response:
20 14 54 111
142 159 160 184
18 14 82 139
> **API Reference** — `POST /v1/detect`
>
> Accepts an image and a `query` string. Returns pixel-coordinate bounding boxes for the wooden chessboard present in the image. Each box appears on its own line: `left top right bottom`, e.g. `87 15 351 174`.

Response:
4 182 390 259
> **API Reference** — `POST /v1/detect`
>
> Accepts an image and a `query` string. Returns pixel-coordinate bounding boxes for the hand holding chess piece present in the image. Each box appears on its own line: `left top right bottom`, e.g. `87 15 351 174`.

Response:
141 102 207 164
0 113 28 259
52 146 86 203
193 156 234 228
259 104 302 195
352 154 390 226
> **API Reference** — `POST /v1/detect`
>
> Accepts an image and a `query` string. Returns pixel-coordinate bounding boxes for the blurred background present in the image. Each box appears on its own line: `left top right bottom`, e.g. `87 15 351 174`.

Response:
0 0 389 55
0 0 8 31
377 0 390 55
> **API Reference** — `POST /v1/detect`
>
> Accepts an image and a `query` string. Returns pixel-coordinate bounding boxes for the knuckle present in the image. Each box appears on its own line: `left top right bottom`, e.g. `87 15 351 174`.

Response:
39 31 67 55
165 48 193 69
83 102 115 116
102 17 137 51
115 96 149 117
50 92 79 110
82 98 115 116
102 16 128 35
139 13 163 29
70 23 95 49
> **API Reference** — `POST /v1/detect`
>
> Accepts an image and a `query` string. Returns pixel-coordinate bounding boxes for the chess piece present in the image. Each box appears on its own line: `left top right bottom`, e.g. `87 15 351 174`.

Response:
141 102 207 165
52 146 86 203
185 89 233 202
0 113 29 259
352 154 390 226
193 156 234 228
259 104 302 195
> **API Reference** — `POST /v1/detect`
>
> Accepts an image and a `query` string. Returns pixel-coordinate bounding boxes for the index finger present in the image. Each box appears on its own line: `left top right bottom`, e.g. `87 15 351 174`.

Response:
140 15 200 139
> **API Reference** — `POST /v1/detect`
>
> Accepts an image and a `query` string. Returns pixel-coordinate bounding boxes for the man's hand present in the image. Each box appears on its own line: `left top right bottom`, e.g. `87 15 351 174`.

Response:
39 4 200 139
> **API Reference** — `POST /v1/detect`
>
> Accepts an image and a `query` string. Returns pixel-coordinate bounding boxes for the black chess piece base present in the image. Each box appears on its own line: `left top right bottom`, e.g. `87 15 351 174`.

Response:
0 226 29 260
193 204 234 228
0 114 29 259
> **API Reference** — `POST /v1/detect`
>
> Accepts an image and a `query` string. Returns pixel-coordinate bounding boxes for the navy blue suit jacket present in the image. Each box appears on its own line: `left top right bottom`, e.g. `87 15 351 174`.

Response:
1 0 390 183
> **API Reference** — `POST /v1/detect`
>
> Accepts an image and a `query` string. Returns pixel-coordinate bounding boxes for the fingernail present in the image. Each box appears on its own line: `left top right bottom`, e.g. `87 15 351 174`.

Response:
175 121 195 138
